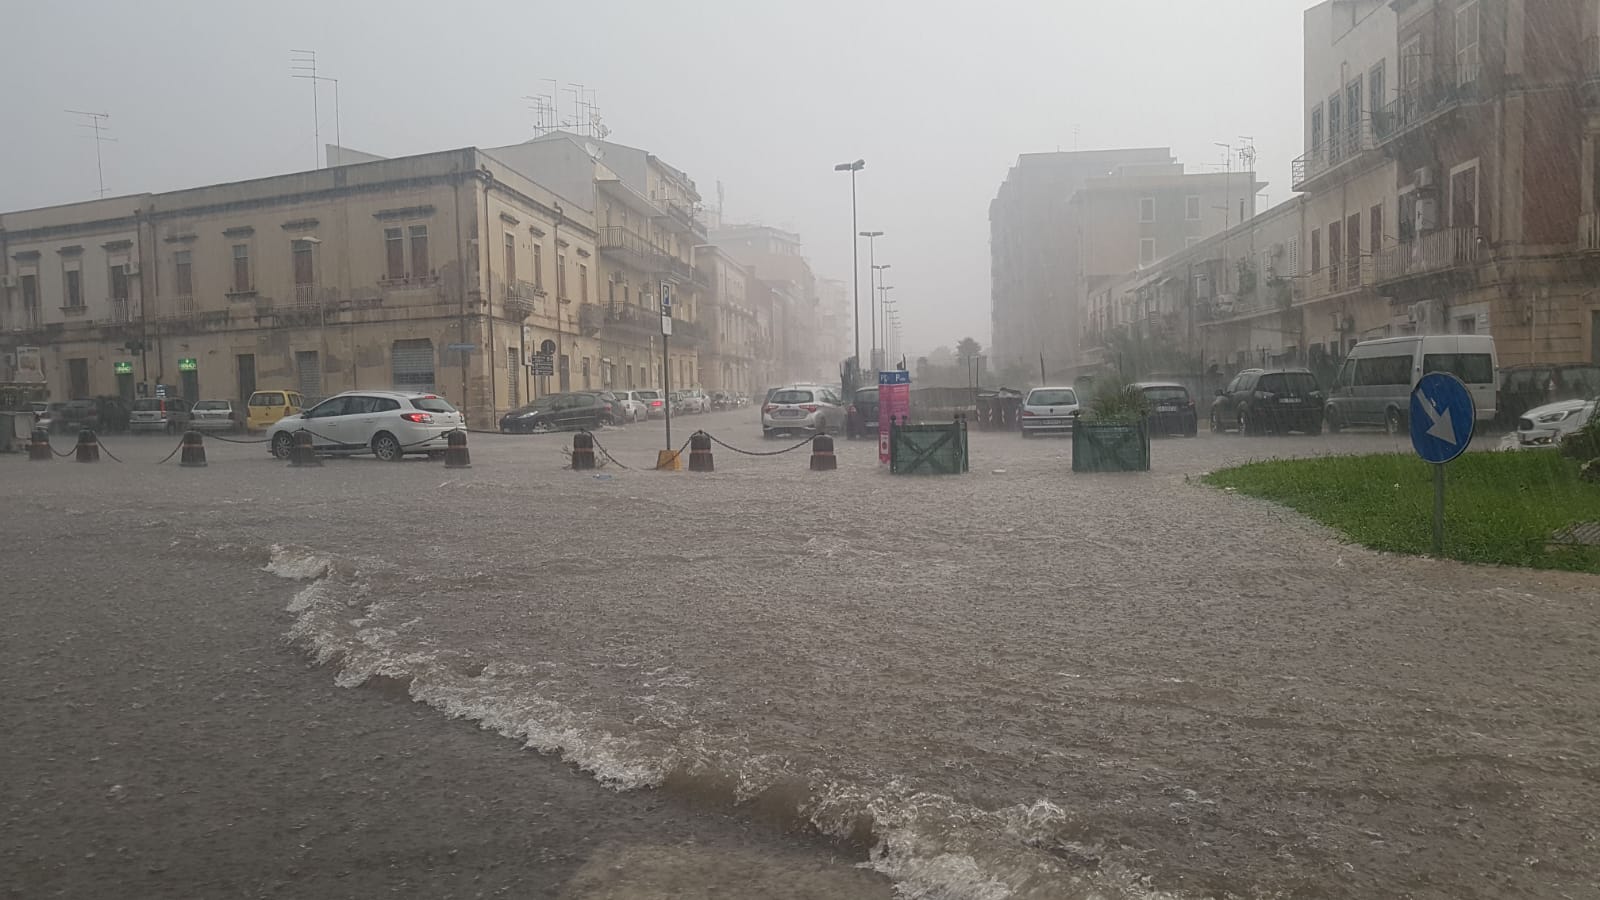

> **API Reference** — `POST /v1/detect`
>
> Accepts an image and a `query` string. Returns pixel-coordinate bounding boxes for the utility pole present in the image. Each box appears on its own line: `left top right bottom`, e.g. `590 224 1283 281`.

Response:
65 110 113 198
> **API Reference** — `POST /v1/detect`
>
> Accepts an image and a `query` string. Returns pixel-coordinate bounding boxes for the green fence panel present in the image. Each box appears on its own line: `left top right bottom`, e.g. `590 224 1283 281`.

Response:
1071 421 1150 472
889 419 969 475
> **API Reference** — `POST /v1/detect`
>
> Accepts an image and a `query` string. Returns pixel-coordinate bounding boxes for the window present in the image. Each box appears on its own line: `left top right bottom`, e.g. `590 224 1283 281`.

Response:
581 356 591 389
1346 75 1363 142
1139 238 1156 264
20 273 38 312
1310 227 1322 274
1399 190 1418 241
507 346 520 407
409 225 429 276
1346 213 1362 282
1451 163 1479 228
175 250 193 297
533 243 543 289
579 264 588 303
503 233 516 284
1139 197 1155 223
1327 94 1343 161
110 263 129 303
1185 196 1201 220
1370 204 1383 256
1424 352 1494 384
63 265 82 308
1311 104 1324 154
1328 222 1342 288
557 253 567 298
1369 61 1387 119
292 240 315 288
231 244 251 293
1355 355 1413 386
385 227 405 279
1456 0 1480 86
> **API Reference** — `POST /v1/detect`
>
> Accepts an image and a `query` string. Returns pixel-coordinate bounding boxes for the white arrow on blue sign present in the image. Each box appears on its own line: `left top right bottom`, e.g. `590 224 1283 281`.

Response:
1409 372 1476 464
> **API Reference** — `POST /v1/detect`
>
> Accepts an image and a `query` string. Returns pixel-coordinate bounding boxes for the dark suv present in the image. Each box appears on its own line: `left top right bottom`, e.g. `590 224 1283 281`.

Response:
1210 368 1326 435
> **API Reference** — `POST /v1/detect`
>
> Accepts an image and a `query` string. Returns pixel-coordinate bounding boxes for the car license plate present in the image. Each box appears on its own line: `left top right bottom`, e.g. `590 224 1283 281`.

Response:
1278 398 1300 404
777 409 803 418
1157 405 1177 412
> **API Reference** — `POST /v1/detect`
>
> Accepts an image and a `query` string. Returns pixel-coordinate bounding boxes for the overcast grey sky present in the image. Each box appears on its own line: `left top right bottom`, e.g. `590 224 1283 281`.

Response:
1 0 1306 357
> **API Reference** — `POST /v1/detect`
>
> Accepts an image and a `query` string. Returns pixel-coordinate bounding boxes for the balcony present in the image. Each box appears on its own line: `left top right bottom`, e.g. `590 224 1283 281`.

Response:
502 280 544 320
1376 227 1482 286
1299 255 1376 304
598 226 676 272
1291 119 1377 191
110 299 131 324
1374 66 1484 145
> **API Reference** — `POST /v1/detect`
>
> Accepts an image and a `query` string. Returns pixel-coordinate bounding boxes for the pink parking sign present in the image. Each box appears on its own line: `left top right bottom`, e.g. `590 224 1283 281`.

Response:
878 370 911 464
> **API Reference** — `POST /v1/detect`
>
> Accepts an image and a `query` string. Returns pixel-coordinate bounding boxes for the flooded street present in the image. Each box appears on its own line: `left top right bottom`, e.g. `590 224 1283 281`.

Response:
4 414 1598 899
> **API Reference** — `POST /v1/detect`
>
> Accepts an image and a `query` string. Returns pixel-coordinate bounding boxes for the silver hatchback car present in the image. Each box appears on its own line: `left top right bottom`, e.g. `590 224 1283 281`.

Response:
761 384 847 437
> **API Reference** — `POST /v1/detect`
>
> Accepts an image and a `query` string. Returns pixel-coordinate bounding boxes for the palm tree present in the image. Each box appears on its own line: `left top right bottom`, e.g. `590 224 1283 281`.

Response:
955 337 982 364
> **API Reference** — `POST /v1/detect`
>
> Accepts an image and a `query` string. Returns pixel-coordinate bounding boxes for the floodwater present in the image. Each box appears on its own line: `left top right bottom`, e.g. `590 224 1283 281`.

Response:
4 415 1598 899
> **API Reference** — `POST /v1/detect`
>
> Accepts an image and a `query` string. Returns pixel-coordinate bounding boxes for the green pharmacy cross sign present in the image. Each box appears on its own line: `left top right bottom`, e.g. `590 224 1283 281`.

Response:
113 361 134 375
178 358 198 372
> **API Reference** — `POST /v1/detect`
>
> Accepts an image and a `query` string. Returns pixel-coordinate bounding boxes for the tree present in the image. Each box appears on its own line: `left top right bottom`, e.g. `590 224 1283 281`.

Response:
955 337 982 363
925 346 955 369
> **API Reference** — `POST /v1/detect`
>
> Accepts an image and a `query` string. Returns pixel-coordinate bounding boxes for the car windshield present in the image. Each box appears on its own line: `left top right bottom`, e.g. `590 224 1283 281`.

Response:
1027 389 1077 406
194 400 230 411
1256 374 1318 395
411 397 457 413
772 390 814 404
131 399 162 411
1141 387 1190 402
637 391 661 400
250 393 285 406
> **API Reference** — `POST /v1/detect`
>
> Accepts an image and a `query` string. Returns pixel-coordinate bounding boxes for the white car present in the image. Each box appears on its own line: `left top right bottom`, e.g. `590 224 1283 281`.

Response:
610 390 651 423
678 388 712 413
268 390 465 461
1515 396 1596 448
761 384 847 437
1019 386 1081 437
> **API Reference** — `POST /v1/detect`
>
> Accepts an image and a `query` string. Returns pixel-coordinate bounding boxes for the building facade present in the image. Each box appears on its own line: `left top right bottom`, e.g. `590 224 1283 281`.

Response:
695 245 758 394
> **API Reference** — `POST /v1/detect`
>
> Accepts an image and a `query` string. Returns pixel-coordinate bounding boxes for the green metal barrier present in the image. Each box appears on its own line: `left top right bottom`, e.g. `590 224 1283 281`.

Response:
889 417 969 475
1071 420 1151 472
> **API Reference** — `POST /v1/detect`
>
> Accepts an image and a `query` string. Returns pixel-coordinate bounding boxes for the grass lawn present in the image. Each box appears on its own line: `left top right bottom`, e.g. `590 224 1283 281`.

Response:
1204 451 1600 573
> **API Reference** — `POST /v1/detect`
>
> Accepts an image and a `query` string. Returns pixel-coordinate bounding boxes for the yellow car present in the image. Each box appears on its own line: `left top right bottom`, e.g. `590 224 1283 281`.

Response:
246 389 304 433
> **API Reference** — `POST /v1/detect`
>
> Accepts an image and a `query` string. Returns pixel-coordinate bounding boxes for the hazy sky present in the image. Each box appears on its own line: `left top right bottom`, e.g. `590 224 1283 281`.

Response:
1 0 1306 357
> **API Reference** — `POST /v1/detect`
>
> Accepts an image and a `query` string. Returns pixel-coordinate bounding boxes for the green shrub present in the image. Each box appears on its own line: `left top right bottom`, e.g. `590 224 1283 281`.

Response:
1559 414 1600 461
1087 382 1151 423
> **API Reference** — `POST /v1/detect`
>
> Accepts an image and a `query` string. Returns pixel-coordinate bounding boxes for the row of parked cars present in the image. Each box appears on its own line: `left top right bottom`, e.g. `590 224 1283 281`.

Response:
497 388 751 433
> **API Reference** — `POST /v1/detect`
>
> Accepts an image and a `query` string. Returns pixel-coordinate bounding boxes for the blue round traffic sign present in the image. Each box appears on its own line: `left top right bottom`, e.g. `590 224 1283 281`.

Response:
1409 372 1476 464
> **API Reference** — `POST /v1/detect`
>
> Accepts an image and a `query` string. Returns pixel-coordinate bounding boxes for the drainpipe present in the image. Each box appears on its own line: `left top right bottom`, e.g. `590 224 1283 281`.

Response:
453 163 468 407
482 167 496 421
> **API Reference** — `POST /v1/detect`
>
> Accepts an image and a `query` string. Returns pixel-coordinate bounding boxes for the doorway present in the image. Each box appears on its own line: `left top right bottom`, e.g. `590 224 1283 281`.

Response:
236 354 257 405
1593 310 1600 363
67 358 89 398
181 370 200 403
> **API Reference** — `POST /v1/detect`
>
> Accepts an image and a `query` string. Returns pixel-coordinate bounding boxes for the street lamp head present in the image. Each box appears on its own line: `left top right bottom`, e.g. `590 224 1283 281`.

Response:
859 230 883 238
834 159 865 172
873 264 891 271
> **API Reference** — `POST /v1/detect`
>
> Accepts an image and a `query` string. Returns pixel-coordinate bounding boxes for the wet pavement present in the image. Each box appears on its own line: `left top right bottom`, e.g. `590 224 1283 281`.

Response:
3 414 1597 899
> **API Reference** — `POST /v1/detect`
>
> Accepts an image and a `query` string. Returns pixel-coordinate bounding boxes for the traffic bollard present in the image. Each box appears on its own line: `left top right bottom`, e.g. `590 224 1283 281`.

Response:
289 430 321 467
444 430 471 469
688 431 714 472
571 431 596 470
180 431 207 468
810 433 837 471
29 428 52 462
75 429 100 463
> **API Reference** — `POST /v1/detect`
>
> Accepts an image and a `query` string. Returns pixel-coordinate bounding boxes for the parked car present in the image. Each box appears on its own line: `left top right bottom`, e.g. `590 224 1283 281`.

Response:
1514 395 1597 448
635 389 667 419
1495 364 1600 431
1134 382 1199 437
846 386 881 439
710 391 736 411
188 399 244 433
30 402 54 433
610 390 651 423
58 399 100 432
129 397 193 434
1211 369 1324 435
678 388 712 413
499 392 616 433
246 390 305 433
269 391 464 461
762 384 847 437
1325 335 1498 434
1018 386 1080 438
87 396 131 433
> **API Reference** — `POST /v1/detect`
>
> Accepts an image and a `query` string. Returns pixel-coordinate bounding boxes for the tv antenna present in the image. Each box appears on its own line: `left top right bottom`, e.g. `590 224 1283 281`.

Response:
65 109 115 198
290 49 342 168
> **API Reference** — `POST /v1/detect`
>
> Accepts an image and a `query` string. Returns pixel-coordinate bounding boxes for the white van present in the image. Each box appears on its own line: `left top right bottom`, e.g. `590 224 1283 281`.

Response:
1325 334 1497 433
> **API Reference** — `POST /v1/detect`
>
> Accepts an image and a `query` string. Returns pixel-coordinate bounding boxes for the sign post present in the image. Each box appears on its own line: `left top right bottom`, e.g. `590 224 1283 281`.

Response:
878 369 911 465
1409 372 1477 556
660 285 674 457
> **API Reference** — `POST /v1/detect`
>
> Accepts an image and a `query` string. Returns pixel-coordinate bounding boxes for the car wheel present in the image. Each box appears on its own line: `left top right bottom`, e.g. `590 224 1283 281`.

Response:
372 432 403 462
270 432 295 460
1325 406 1343 434
1236 407 1252 436
1209 411 1223 434
1385 407 1405 436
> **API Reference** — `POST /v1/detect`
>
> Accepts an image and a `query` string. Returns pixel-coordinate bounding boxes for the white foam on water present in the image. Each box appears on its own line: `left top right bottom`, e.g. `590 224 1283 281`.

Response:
265 543 1183 900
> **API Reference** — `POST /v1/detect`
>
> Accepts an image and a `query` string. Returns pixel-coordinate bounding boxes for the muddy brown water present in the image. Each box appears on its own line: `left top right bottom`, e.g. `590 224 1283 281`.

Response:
4 418 1596 899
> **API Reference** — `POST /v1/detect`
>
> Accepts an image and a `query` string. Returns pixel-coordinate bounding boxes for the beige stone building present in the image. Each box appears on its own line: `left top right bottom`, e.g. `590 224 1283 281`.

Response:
0 148 606 425
694 245 758 393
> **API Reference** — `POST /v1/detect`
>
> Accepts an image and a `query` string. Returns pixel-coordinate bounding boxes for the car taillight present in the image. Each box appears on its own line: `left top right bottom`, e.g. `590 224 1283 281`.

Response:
802 404 819 413
763 404 776 414
651 400 663 406
401 412 432 424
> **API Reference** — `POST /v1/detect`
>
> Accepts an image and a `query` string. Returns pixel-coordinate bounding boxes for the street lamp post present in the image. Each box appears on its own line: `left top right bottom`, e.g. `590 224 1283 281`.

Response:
879 290 895 368
860 232 883 372
834 160 865 381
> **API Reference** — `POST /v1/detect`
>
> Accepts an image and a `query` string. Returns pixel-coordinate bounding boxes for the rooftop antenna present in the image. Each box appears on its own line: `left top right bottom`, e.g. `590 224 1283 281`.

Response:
65 109 114 198
290 50 341 168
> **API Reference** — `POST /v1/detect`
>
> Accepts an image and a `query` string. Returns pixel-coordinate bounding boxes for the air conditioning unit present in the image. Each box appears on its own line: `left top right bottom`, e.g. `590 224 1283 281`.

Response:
0 275 16 288
1415 166 1435 189
124 263 140 276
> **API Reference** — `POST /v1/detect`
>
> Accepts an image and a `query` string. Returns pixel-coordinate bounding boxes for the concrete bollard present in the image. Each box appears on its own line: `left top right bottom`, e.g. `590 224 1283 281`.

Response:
444 429 471 469
75 429 100 463
571 431 596 470
289 430 321 467
810 433 837 471
180 430 208 468
687 431 714 472
29 428 52 462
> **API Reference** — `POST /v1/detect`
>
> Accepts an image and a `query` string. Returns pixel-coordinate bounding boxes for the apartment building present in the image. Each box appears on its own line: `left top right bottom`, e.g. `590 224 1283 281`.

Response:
694 245 759 393
0 149 599 423
711 223 825 383
1374 0 1598 365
